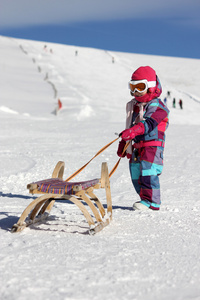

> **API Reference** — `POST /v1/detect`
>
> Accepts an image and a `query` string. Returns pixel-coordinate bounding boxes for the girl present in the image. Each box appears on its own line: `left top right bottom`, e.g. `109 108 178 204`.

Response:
117 66 169 210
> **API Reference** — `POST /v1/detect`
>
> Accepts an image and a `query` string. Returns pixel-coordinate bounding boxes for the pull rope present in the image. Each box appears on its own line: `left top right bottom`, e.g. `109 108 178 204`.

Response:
108 141 130 178
65 136 120 182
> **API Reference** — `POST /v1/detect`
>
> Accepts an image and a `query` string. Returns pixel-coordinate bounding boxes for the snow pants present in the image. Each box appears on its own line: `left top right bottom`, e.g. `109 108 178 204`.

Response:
129 146 164 210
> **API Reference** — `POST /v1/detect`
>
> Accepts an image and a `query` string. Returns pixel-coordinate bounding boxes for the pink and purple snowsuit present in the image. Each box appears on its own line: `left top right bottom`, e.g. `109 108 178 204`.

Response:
128 97 169 210
119 66 170 210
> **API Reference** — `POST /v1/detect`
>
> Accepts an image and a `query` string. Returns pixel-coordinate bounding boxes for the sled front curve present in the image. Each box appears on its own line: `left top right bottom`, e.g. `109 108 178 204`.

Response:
12 161 112 235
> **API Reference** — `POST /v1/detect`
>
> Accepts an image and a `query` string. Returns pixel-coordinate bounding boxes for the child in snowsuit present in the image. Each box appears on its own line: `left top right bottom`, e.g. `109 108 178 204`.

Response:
117 66 169 210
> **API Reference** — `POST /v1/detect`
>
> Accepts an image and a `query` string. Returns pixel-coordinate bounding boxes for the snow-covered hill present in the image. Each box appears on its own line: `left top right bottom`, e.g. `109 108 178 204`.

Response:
0 35 200 300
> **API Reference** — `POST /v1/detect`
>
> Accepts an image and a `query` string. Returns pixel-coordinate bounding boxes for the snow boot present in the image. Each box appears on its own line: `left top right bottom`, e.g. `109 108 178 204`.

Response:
133 201 150 210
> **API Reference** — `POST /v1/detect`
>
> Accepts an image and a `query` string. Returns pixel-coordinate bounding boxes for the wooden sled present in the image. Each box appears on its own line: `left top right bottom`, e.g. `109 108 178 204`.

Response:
11 161 112 235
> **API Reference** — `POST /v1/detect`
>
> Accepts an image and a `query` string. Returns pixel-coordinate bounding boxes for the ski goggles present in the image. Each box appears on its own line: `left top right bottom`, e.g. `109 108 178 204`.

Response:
128 79 156 93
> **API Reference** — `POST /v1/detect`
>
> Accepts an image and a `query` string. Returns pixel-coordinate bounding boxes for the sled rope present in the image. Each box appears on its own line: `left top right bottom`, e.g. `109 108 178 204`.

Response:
109 141 130 178
65 137 130 182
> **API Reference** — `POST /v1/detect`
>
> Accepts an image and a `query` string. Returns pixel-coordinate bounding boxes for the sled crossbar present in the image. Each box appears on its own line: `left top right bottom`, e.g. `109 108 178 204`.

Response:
12 161 112 235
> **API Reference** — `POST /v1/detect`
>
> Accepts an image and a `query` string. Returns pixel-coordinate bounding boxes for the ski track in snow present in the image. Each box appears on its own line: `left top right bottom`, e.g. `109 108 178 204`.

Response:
0 36 200 300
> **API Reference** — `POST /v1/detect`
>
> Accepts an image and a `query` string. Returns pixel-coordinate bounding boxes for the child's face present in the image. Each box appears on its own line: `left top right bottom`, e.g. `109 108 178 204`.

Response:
132 90 148 98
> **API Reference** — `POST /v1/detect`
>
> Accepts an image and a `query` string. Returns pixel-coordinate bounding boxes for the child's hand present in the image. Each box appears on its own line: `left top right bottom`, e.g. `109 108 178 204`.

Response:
121 123 145 141
121 128 136 141
117 140 126 157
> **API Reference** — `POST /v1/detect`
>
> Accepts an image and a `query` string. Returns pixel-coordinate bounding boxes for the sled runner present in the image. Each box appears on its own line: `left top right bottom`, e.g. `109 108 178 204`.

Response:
11 161 112 235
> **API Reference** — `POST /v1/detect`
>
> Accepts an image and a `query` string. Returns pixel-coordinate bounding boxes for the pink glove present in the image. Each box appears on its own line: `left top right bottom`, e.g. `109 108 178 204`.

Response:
126 153 132 159
121 122 145 141
117 140 126 157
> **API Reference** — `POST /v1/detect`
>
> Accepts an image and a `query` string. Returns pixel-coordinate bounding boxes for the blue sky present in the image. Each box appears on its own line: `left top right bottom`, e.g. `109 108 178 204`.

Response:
0 0 200 59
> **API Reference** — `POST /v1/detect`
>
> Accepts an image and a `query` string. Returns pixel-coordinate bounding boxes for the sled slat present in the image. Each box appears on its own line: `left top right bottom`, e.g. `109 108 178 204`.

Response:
27 183 38 190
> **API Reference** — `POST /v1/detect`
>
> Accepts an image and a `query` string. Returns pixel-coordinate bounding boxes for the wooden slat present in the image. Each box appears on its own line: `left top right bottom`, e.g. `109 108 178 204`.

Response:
27 183 38 190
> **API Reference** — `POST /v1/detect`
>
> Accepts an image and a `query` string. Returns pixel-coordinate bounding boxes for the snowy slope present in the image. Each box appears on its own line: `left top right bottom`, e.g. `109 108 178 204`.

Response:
0 35 200 300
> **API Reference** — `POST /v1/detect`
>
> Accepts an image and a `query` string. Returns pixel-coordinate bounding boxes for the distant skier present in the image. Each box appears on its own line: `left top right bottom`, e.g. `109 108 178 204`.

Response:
58 99 62 110
117 66 169 211
54 99 62 115
173 98 176 108
179 99 183 109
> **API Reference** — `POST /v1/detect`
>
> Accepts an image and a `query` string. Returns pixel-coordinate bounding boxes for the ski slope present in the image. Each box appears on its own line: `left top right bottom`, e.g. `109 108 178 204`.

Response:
0 35 200 300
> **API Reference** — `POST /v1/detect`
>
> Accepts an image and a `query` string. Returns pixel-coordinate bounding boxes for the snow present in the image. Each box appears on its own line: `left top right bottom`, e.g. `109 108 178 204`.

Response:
0 35 200 300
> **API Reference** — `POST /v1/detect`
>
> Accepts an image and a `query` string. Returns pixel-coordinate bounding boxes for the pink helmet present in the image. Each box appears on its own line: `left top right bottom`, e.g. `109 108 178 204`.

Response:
130 66 162 102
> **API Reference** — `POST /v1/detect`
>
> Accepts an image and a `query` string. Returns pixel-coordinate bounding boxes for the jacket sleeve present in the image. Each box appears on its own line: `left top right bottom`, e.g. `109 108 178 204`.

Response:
141 99 169 134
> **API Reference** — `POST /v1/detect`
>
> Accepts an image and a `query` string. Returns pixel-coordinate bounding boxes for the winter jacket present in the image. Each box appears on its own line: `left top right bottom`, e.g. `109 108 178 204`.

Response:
126 98 169 154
